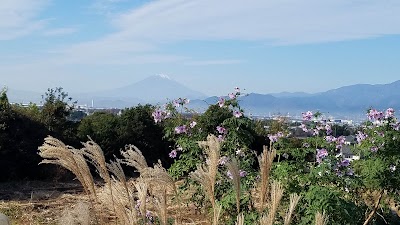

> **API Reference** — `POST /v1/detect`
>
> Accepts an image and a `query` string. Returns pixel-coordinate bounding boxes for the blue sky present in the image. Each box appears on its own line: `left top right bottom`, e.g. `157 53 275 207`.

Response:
1 0 400 96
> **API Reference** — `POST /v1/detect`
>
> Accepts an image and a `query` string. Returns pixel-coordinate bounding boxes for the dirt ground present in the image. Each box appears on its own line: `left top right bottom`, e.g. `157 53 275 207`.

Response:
0 180 92 225
0 180 208 225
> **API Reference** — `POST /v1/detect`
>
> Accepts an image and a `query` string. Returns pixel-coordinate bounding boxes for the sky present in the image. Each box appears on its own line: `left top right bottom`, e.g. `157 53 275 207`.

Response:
1 0 400 96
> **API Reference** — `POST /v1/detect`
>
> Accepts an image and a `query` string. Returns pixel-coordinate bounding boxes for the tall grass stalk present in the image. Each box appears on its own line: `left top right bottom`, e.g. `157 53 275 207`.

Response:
38 136 97 202
258 146 276 212
283 193 301 225
226 158 241 214
263 181 284 225
315 211 329 225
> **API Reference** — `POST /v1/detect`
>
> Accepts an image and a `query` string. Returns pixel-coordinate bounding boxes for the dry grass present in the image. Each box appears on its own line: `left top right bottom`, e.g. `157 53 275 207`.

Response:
283 193 301 225
257 145 276 212
225 158 241 214
34 136 309 225
315 211 329 225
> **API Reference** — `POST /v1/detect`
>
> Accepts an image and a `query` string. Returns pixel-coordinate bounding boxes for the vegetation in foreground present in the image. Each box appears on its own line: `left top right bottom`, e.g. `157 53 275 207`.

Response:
1 87 400 224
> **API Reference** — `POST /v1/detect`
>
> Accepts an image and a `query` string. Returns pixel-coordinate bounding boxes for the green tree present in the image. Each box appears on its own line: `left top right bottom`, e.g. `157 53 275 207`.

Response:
118 105 170 166
77 112 119 158
40 87 75 133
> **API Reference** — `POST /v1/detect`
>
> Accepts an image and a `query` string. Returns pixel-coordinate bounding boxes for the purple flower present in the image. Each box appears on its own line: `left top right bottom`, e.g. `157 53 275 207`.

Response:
228 93 236 99
370 146 378 152
340 159 350 167
233 110 243 118
356 131 368 144
236 149 245 157
239 170 247 177
146 211 153 221
190 121 197 128
302 111 313 121
216 126 226 134
218 97 225 107
219 156 229 166
393 122 400 131
169 150 177 158
268 134 278 143
226 171 233 179
300 123 308 132
367 109 384 121
173 98 190 107
303 142 310 148
152 109 165 123
325 135 336 143
217 135 225 142
174 125 187 134
325 124 332 135
312 129 319 136
234 87 240 94
316 148 328 163
385 108 395 118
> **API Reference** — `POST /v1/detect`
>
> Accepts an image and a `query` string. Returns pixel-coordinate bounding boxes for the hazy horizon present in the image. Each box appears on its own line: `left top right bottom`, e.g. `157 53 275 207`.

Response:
1 1 400 96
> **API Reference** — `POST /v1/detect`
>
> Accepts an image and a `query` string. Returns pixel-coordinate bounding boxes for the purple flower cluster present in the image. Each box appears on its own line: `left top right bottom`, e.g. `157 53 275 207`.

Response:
370 146 378 152
169 150 177 158
173 97 190 107
302 111 313 121
169 146 183 158
175 125 187 134
339 159 350 167
226 169 247 179
190 121 197 128
325 135 346 149
367 109 384 121
216 126 227 142
300 123 308 132
228 93 236 99
152 109 170 123
239 170 247 177
268 132 284 143
385 108 395 118
218 97 226 107
233 110 243 118
356 131 368 144
316 148 328 163
219 156 229 165
217 126 227 134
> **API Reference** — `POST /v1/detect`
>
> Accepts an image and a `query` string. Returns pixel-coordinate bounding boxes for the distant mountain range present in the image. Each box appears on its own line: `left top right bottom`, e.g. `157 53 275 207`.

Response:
4 76 400 118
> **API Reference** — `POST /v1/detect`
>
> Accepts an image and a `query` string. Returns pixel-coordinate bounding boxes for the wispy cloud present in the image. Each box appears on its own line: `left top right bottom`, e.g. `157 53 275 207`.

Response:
185 59 244 66
42 27 78 37
109 0 400 44
90 0 129 15
51 0 400 64
0 0 49 40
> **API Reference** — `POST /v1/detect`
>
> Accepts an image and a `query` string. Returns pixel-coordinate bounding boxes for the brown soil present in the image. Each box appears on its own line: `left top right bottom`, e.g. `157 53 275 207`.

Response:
0 180 209 225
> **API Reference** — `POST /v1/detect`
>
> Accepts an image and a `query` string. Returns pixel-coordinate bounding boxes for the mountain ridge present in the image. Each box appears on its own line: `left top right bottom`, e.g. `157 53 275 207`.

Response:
3 78 400 117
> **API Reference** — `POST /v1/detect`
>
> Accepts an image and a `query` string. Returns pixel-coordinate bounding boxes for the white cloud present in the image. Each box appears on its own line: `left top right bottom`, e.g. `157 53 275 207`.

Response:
47 0 400 65
0 0 49 40
109 0 400 44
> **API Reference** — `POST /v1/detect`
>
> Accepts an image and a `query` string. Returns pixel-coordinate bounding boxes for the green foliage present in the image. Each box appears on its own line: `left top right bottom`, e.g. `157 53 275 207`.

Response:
78 112 119 158
78 105 171 166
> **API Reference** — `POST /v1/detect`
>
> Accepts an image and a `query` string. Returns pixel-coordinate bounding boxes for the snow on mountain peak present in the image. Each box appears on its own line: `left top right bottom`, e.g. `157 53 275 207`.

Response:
157 74 171 80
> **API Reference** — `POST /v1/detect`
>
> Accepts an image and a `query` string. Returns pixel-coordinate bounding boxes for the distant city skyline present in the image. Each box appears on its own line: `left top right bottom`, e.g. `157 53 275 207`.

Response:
1 0 400 96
